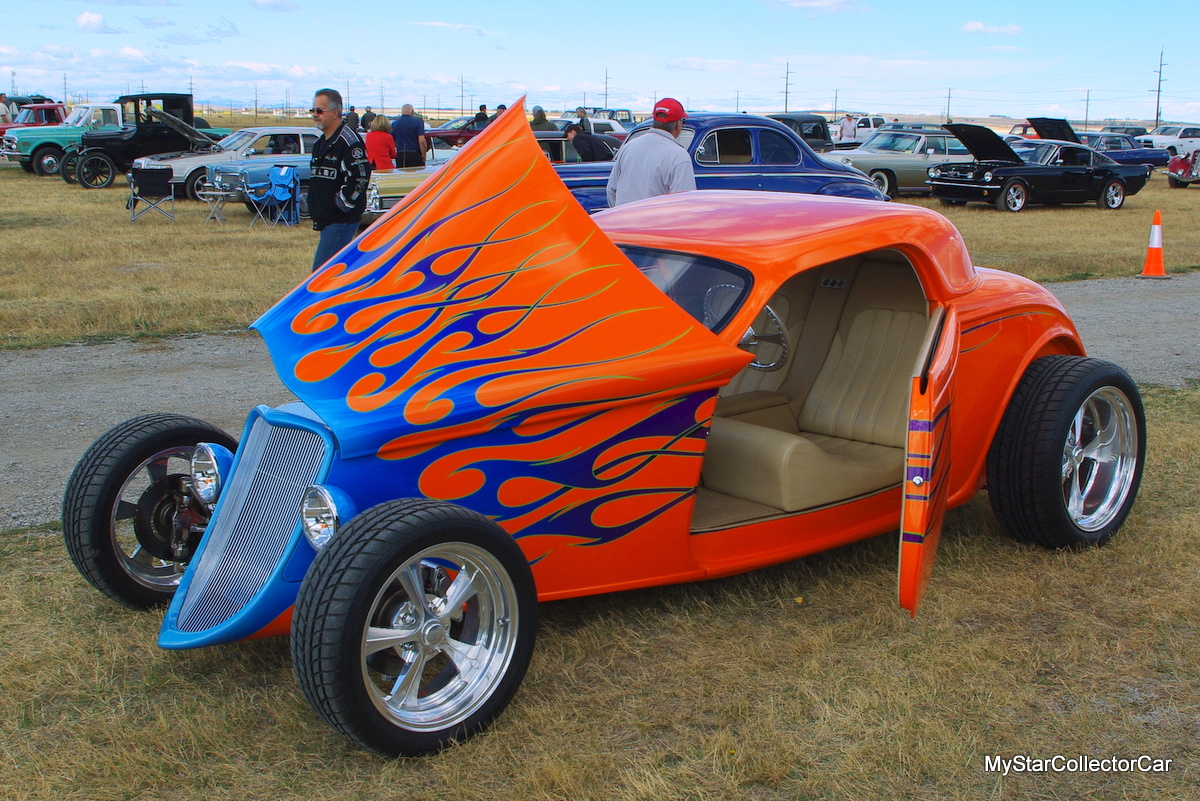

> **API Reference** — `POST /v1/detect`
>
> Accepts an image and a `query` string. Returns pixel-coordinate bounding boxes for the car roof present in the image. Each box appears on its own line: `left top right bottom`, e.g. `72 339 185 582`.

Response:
593 190 977 299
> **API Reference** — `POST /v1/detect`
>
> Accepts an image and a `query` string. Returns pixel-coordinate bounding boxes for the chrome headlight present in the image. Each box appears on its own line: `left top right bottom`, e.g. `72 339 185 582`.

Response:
983 170 994 183
302 485 342 550
366 184 380 212
929 165 942 178
133 157 149 169
190 442 235 506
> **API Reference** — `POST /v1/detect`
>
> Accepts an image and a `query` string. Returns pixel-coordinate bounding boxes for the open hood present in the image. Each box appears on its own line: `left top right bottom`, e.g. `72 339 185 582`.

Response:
944 124 1022 164
145 107 221 151
252 99 749 459
1027 117 1079 144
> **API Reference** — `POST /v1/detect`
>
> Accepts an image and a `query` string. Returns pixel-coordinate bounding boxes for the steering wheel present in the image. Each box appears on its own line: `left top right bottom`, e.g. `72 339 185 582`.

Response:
738 304 789 372
702 283 742 329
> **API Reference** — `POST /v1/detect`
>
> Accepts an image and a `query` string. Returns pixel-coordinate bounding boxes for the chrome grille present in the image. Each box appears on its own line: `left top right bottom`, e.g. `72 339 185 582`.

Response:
176 416 326 633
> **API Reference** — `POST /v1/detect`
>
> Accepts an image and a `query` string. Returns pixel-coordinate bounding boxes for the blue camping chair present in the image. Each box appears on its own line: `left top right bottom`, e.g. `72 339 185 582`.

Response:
245 164 300 228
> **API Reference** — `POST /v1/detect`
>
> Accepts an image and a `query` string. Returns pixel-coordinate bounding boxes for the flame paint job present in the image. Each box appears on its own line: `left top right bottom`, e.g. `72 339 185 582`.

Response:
157 99 1100 648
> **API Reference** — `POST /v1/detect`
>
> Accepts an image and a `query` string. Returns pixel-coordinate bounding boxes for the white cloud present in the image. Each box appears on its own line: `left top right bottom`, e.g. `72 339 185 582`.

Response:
962 21 1023 35
0 45 18 57
139 16 174 28
252 0 300 11
207 17 241 40
76 12 124 34
775 0 859 12
160 32 201 45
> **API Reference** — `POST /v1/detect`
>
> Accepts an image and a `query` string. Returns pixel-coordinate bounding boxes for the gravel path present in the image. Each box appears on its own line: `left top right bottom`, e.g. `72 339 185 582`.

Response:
2 272 1197 530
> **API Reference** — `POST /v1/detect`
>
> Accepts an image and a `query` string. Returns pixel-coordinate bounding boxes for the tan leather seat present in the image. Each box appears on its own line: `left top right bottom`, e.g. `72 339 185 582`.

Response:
703 259 927 512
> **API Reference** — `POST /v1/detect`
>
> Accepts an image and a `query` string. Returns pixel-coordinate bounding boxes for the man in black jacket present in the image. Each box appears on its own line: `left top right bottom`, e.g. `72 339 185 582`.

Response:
309 88 371 272
565 123 615 162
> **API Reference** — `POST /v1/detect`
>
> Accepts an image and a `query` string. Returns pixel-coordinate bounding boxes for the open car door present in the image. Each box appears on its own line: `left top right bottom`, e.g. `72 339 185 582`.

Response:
899 305 959 617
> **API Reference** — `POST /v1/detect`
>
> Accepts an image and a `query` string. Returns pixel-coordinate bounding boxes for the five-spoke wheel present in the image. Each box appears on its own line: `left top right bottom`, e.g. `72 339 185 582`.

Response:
987 356 1144 548
995 180 1028 212
1097 179 1125 210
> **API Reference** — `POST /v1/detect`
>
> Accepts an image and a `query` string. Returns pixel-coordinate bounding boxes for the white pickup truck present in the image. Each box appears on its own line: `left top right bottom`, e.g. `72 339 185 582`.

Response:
1139 124 1200 157
832 114 887 148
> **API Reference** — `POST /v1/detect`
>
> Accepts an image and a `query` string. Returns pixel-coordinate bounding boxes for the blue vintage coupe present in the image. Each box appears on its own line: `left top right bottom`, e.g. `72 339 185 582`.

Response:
555 113 886 212
1078 132 1170 168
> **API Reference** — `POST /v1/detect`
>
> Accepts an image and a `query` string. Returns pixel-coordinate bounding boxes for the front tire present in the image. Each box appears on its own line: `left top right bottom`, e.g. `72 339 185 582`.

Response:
60 151 80 185
32 146 64 176
19 160 35 174
995 180 1028 212
987 356 1144 548
77 152 117 189
869 170 894 197
292 499 538 757
1167 175 1186 189
1097 179 1125 209
62 414 237 608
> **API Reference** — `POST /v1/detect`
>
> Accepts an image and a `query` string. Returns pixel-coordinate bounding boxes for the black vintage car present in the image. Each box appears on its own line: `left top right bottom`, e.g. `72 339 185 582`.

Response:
927 119 1150 212
69 93 224 189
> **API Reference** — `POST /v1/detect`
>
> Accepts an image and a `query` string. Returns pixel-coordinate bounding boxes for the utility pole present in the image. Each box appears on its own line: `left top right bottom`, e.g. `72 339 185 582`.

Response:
735 89 740 113
1083 89 1090 132
459 75 465 116
604 69 609 108
63 73 67 104
944 87 952 122
345 79 350 109
254 83 258 122
1153 48 1166 128
833 89 838 118
782 61 792 113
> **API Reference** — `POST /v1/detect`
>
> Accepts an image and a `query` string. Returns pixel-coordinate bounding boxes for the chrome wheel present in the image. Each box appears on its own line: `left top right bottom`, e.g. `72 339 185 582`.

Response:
107 446 197 591
363 543 520 732
1098 180 1125 209
869 170 893 197
1061 386 1139 532
997 180 1027 212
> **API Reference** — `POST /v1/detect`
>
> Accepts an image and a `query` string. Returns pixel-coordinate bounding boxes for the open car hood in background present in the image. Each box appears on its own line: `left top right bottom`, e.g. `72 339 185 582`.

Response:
944 124 1023 164
253 99 750 459
1027 117 1080 144
145 107 221 151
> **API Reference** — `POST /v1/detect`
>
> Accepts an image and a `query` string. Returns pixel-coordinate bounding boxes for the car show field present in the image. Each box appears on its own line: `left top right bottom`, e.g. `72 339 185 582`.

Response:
1 106 1199 797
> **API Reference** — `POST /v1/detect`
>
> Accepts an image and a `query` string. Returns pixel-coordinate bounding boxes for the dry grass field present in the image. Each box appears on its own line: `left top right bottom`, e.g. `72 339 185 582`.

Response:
2 145 1199 799
1 384 1198 800
1 161 1197 349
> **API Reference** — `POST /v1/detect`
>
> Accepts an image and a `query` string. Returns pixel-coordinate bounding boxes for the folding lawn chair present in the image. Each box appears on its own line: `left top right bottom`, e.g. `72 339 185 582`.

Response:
245 165 300 228
129 167 176 224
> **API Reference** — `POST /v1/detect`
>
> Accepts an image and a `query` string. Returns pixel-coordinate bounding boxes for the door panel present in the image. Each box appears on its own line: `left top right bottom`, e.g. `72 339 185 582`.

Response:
898 305 958 617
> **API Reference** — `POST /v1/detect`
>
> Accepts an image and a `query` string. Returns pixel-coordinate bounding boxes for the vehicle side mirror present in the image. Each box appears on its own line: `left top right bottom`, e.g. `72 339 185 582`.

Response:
925 148 934 157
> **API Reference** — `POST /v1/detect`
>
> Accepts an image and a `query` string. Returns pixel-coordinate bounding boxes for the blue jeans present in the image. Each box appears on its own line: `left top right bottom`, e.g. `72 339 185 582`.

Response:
312 222 360 272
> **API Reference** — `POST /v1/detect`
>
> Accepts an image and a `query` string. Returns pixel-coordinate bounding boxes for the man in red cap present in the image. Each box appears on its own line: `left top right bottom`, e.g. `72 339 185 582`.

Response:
606 97 696 207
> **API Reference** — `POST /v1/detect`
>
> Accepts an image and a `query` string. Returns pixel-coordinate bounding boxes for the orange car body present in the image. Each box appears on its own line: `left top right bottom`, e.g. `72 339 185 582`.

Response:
161 101 1086 650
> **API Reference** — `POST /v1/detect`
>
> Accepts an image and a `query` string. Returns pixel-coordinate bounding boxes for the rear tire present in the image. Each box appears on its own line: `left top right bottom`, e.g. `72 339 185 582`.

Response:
1096 180 1125 209
77 152 117 189
987 356 1144 548
184 170 208 201
60 151 80 185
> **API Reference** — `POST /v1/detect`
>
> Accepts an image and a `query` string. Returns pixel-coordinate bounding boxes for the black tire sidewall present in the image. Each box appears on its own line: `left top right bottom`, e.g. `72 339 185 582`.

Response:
78 153 116 189
1099 180 1125 209
33 146 63 176
62 414 236 608
988 357 1145 547
997 180 1026 212
292 498 538 757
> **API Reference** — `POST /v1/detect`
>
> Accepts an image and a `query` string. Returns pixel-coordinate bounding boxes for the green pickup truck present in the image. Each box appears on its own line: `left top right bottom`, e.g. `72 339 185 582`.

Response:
1 92 230 176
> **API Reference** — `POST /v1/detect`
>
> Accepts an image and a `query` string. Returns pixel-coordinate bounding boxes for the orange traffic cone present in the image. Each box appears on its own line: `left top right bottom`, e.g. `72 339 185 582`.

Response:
1137 209 1169 279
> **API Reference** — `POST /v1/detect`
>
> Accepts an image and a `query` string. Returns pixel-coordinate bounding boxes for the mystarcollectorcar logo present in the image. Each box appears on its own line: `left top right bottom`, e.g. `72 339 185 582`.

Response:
985 754 1172 776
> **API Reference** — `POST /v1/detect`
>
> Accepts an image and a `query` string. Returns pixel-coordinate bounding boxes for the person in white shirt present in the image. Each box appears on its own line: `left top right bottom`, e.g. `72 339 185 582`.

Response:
836 112 856 142
605 97 695 207
0 94 14 125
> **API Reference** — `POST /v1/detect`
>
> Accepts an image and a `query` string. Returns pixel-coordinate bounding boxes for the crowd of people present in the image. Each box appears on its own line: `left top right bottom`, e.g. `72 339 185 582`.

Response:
307 89 695 271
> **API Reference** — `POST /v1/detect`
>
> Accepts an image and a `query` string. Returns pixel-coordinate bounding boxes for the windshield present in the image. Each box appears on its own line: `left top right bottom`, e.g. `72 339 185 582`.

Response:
1151 127 1180 136
63 106 90 126
13 108 36 124
1011 141 1056 164
616 245 751 333
219 130 257 151
440 116 472 130
861 132 920 153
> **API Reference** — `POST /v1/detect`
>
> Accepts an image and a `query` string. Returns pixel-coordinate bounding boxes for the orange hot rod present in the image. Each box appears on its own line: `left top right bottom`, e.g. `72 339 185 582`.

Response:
63 101 1145 757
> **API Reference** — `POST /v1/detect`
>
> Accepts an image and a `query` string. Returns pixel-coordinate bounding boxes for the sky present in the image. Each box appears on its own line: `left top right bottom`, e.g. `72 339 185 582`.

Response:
4 0 1198 124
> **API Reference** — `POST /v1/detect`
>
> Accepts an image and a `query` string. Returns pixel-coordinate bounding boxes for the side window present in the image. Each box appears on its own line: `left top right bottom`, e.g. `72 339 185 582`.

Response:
759 130 799 164
276 135 300 154
1059 147 1090 167
946 137 970 155
924 137 948 155
593 122 612 134
301 133 320 153
248 135 274 155
695 129 753 165
1184 128 1200 138
1118 138 1134 151
101 108 120 127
